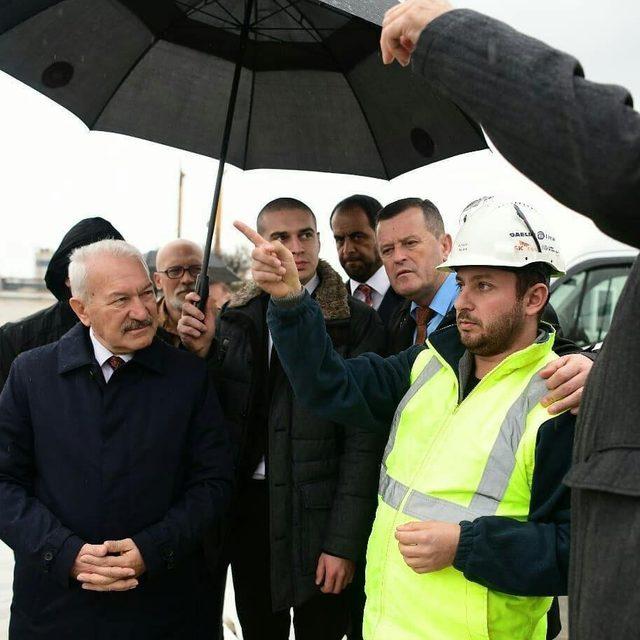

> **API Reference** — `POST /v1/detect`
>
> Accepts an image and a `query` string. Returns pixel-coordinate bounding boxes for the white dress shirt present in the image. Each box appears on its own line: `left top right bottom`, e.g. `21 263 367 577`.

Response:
89 329 133 383
349 265 391 311
253 273 320 480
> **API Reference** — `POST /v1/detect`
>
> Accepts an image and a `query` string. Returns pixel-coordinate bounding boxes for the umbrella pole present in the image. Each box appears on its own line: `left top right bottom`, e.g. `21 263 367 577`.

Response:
196 0 255 311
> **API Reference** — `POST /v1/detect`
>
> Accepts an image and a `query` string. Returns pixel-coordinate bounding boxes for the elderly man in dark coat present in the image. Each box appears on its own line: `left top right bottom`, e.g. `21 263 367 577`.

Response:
0 239 232 639
0 217 124 391
380 2 640 638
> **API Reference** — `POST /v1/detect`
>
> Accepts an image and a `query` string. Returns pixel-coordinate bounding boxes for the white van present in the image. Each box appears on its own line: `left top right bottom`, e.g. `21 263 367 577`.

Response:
549 249 638 349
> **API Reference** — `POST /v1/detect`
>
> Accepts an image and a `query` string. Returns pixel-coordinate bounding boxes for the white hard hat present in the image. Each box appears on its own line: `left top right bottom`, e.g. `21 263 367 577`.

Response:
438 197 565 277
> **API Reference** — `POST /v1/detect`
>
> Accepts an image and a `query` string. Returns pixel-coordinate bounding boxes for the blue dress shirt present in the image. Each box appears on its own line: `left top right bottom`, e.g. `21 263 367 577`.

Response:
410 273 459 340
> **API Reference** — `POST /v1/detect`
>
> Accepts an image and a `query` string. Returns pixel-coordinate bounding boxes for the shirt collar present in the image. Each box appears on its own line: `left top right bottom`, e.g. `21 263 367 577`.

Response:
410 273 459 318
304 273 320 295
89 328 133 367
349 265 390 297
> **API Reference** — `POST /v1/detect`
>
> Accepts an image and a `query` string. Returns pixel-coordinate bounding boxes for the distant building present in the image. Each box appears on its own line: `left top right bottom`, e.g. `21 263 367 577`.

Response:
35 248 53 280
0 248 51 294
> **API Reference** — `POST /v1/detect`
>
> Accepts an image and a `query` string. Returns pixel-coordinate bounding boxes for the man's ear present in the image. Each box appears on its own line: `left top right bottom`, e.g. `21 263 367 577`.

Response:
69 297 91 327
153 272 163 292
525 283 549 317
440 233 453 261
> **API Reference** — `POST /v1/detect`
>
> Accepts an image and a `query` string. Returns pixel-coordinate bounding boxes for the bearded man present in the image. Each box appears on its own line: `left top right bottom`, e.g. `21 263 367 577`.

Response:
234 196 578 640
154 239 203 347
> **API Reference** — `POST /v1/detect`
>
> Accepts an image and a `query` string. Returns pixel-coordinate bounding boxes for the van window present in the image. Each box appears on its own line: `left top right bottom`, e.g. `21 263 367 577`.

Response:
550 265 631 347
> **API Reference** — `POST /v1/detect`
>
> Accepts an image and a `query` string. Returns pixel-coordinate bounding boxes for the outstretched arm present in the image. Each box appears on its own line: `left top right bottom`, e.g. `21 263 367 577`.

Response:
234 221 419 435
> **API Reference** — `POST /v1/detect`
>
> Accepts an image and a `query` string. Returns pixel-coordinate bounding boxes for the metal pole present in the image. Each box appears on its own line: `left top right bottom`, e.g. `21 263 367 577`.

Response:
196 0 254 311
177 167 184 238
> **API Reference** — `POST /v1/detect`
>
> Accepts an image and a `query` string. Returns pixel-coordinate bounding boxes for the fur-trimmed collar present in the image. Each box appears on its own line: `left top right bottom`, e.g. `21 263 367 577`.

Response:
228 259 351 321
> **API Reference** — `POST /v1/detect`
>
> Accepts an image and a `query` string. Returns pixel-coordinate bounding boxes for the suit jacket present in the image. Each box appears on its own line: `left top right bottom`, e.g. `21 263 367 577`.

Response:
0 324 233 639
416 10 639 638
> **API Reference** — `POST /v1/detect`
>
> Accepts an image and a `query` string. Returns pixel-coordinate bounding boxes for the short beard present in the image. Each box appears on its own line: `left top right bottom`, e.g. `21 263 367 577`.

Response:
458 298 526 357
167 284 195 312
168 296 185 312
343 258 381 283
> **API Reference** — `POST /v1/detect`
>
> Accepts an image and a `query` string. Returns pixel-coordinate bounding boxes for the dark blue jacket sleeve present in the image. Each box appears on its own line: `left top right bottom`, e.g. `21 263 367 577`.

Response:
132 369 233 575
0 356 85 588
453 411 575 596
415 9 640 248
267 292 420 436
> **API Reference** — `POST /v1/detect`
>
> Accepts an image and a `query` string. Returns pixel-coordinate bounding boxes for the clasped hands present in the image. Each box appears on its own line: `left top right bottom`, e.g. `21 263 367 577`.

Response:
71 538 145 592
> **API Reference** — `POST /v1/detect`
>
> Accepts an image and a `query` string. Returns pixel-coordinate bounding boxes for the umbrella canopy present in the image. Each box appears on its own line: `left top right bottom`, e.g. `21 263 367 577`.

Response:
315 0 396 26
0 0 485 180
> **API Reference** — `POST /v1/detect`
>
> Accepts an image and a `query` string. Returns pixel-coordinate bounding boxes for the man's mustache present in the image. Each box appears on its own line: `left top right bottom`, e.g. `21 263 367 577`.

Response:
176 283 196 296
457 311 481 326
122 317 153 333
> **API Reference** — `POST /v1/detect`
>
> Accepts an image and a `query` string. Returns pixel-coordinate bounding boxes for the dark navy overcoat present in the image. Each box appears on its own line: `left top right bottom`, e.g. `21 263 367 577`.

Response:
0 323 233 639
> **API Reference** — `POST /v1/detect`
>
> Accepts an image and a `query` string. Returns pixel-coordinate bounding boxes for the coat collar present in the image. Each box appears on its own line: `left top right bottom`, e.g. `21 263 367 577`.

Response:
228 259 351 321
56 323 165 375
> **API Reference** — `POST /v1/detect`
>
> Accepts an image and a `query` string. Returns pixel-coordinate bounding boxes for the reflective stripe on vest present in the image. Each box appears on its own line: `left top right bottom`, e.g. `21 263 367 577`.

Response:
381 355 443 464
379 369 549 523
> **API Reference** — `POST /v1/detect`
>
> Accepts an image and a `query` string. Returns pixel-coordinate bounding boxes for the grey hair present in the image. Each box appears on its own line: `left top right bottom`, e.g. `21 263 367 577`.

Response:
68 239 149 301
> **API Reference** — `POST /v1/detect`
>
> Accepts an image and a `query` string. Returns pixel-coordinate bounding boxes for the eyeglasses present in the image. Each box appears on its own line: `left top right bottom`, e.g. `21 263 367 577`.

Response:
158 265 202 279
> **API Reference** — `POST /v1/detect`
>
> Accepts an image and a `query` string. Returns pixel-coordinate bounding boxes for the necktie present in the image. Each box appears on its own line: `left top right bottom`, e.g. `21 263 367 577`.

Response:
414 306 431 345
107 355 125 372
355 283 374 307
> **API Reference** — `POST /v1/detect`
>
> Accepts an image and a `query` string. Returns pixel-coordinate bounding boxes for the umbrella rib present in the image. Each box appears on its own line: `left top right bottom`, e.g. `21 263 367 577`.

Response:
175 0 241 28
250 0 306 29
251 26 370 31
204 0 243 26
270 0 322 43
300 11 392 178
247 28 297 45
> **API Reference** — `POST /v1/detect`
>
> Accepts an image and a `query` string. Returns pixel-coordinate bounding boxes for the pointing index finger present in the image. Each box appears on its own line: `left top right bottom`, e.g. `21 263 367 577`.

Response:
233 220 267 247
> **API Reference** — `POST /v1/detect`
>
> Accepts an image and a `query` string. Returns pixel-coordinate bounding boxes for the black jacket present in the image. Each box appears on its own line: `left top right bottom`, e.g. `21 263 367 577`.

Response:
414 12 640 638
0 217 123 390
0 324 233 639
210 260 386 611
267 292 574 596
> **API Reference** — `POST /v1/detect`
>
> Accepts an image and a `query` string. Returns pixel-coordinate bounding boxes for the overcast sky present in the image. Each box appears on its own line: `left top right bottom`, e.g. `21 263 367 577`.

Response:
0 0 638 280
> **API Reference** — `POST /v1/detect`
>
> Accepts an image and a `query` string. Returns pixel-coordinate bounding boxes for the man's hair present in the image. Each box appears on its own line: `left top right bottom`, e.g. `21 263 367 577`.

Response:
257 197 316 235
376 197 445 238
69 239 149 301
330 194 382 230
510 263 552 299
506 263 552 319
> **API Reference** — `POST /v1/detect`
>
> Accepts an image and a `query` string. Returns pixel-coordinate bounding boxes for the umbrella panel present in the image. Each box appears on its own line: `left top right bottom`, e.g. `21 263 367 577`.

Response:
0 0 486 179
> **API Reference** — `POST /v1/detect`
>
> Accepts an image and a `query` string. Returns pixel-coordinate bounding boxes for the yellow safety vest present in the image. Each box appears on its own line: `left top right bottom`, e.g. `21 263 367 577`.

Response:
364 331 559 640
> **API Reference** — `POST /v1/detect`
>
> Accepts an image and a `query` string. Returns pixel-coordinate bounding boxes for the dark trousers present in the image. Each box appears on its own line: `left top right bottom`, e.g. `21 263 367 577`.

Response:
230 480 349 640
